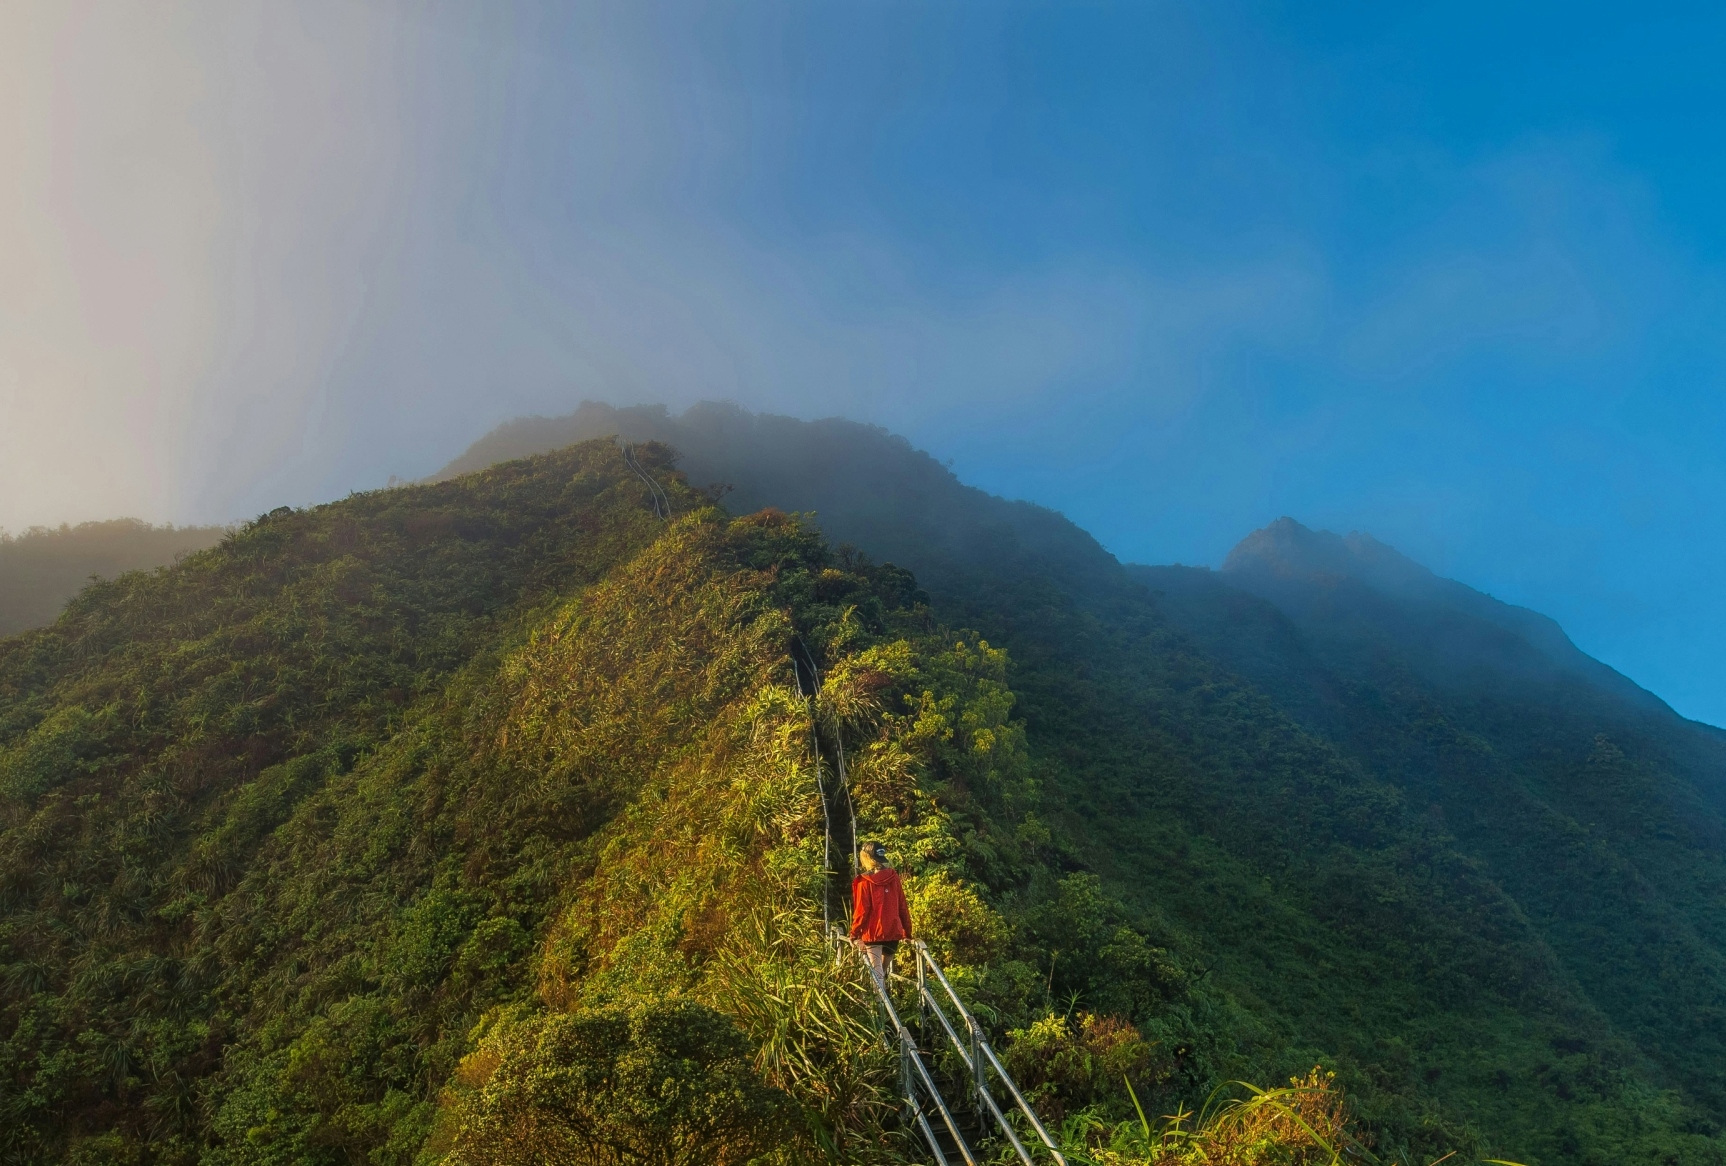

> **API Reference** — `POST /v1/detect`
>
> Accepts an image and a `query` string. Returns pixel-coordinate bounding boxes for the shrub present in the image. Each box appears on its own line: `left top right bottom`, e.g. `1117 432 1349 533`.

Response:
436 999 793 1166
1004 1011 1155 1122
905 871 1009 966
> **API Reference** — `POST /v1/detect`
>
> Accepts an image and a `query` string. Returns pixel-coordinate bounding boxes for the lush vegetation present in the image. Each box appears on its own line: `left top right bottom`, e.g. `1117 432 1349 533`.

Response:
0 443 1199 1163
2 411 1723 1165
1135 521 1726 1155
0 445 678 1161
427 402 1726 1166
432 999 796 1165
1067 1068 1358 1166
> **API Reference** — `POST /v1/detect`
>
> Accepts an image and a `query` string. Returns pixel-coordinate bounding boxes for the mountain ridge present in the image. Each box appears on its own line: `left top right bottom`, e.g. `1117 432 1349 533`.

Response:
0 519 228 637
1 404 1723 1164
435 401 1131 606
1217 515 1670 716
422 401 1726 1163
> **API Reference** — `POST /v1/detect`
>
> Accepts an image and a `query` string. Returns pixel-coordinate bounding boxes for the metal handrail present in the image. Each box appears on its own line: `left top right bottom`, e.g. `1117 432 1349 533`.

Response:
814 683 1059 1163
911 976 1038 1166
847 936 977 1166
911 941 1067 1165
621 443 671 520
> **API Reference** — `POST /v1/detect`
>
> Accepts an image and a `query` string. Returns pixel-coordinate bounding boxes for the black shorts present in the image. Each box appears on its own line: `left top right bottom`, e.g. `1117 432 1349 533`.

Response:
866 940 900 962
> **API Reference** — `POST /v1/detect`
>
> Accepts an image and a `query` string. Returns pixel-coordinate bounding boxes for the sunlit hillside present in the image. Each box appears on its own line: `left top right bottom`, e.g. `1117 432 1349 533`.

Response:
1 417 1723 1165
438 402 1726 1165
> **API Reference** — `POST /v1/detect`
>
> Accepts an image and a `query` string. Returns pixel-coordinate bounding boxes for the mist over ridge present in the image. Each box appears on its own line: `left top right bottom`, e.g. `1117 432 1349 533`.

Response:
1 399 1700 737
436 400 1127 606
439 398 1694 723
0 520 228 638
1217 516 1673 715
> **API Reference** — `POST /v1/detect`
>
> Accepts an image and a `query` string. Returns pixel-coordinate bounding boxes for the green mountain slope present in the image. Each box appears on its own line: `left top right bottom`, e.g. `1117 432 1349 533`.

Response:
3 407 1723 1165
0 446 679 1160
1136 519 1726 1124
0 441 1176 1164
429 401 1726 1166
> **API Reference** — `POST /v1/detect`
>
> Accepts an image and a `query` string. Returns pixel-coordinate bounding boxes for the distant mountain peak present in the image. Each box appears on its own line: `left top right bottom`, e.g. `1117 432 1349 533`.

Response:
432 399 1127 600
1222 517 1433 593
1218 516 1665 713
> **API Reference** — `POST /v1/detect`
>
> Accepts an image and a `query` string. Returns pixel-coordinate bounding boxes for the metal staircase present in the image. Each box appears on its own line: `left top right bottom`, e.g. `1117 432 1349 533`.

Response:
804 640 1060 1164
845 935 1066 1166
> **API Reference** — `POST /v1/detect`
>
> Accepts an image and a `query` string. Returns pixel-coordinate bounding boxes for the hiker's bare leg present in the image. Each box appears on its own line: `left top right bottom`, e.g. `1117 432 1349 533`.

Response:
863 943 887 982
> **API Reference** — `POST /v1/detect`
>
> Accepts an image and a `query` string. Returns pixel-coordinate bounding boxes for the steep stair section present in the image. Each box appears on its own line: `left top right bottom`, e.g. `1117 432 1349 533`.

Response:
849 936 1065 1165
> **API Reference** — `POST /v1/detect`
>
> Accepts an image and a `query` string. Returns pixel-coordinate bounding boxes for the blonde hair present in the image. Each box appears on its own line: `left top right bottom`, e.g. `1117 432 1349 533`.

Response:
858 842 883 871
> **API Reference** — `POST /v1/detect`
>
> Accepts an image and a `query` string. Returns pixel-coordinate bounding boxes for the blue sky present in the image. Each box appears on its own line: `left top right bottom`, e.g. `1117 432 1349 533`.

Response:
4 2 1724 724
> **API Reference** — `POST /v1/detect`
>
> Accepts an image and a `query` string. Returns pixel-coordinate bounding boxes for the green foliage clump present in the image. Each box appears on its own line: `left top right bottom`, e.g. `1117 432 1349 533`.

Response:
433 999 792 1166
1071 1068 1359 1166
1005 1011 1156 1123
902 871 1008 966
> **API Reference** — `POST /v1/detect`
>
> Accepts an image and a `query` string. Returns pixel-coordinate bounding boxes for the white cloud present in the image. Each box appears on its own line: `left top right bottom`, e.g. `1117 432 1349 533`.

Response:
0 1 448 529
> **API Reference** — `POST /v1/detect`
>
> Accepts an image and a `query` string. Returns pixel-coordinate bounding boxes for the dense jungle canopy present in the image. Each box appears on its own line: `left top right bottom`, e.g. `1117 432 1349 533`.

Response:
2 406 1724 1166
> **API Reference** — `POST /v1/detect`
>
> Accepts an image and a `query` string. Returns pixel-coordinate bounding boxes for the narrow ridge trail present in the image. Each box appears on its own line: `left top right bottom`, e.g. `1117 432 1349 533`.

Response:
632 440 1062 1162
805 646 1064 1165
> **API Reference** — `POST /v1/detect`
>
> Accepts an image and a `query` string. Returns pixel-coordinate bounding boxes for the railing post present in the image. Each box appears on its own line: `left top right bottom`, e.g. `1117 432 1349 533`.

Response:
901 1030 915 1127
970 1013 985 1117
917 947 927 1044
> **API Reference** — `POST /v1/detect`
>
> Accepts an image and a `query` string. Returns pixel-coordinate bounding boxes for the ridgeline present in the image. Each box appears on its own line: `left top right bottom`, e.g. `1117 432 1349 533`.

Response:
0 408 1721 1165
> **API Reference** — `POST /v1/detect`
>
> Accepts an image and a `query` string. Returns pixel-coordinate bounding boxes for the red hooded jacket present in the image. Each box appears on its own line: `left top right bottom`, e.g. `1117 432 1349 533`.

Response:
850 868 913 944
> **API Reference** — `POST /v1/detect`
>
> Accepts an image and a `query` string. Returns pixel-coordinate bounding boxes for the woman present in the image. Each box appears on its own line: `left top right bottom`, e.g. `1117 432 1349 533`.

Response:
850 840 913 983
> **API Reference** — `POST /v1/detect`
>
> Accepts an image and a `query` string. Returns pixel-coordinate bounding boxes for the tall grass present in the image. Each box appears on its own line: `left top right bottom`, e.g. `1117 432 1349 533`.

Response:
1060 1070 1525 1166
1063 1068 1357 1166
709 907 898 1158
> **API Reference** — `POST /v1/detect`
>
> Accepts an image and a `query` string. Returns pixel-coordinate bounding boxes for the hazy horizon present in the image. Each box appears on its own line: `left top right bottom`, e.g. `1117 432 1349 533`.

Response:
5 2 1726 723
